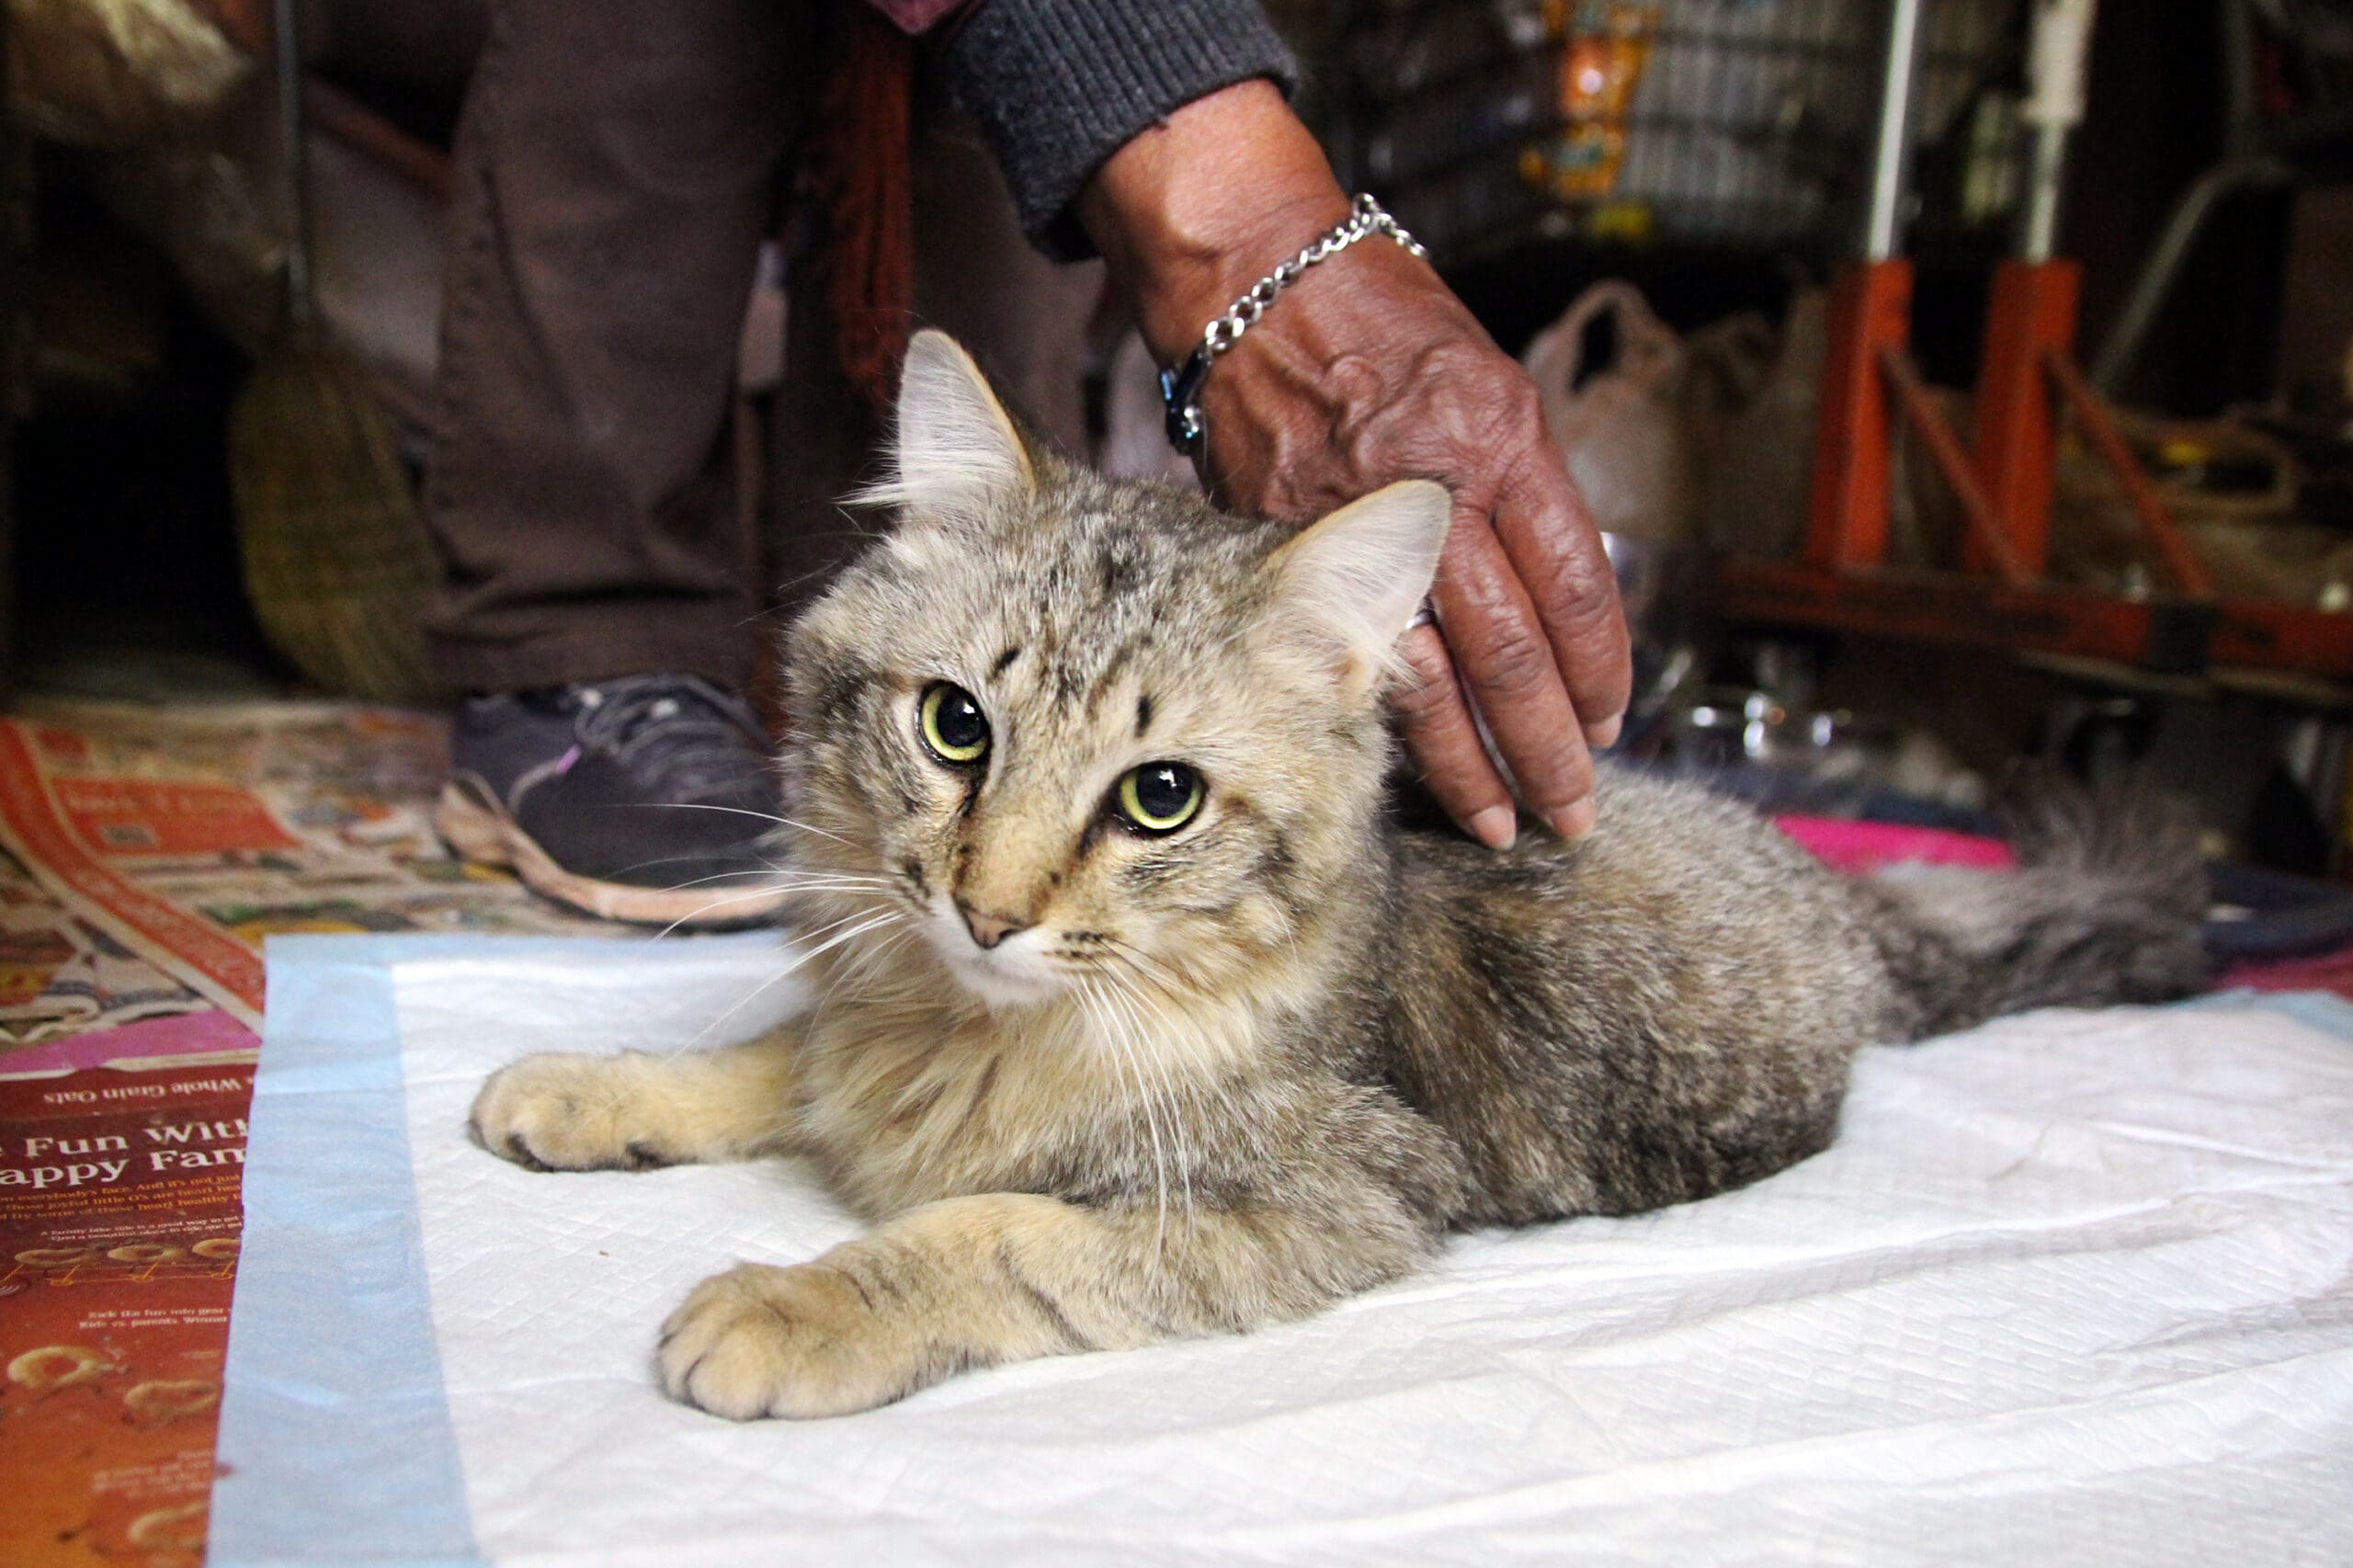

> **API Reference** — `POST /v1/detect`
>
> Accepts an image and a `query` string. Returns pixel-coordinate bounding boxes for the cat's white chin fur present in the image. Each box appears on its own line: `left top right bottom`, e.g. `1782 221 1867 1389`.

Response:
924 919 1068 1010
946 961 1066 1011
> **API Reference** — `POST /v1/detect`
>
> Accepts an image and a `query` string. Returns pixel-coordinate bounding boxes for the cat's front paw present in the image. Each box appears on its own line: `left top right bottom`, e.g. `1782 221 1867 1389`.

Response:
658 1262 929 1420
470 1053 680 1173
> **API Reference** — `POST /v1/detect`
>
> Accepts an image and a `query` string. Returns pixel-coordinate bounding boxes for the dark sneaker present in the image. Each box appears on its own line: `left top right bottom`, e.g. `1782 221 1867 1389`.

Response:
432 675 789 927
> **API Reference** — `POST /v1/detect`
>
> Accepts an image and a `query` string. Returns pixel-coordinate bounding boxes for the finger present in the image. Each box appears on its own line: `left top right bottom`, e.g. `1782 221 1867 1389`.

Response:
1433 509 1598 840
1491 445 1632 749
1392 625 1518 849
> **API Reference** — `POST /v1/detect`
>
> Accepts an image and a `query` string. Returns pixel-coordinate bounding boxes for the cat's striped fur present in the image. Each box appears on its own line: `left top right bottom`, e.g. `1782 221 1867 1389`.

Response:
472 332 2206 1419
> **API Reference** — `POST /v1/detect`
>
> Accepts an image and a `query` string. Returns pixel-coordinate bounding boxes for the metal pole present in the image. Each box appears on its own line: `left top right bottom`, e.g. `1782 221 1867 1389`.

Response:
2019 0 2099 262
2020 125 2069 262
1862 0 1928 261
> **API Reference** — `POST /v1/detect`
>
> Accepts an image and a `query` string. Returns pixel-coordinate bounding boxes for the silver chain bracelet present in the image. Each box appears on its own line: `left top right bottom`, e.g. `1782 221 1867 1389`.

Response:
1159 193 1428 456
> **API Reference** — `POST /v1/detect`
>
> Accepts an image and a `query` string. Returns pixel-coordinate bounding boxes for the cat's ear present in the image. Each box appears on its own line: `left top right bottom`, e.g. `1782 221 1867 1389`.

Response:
869 330 1035 525
1267 480 1452 697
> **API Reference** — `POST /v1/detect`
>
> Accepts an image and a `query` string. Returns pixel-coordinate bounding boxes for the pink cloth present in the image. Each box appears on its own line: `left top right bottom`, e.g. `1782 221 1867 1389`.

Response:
864 0 972 34
2217 947 2353 998
1773 812 2353 1006
1772 815 2016 875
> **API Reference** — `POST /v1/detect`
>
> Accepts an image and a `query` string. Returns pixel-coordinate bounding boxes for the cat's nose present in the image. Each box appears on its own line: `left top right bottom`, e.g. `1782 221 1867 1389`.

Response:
957 903 1030 950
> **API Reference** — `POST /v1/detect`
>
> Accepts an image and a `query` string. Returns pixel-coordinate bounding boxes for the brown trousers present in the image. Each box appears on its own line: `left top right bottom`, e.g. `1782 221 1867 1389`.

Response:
426 0 1098 695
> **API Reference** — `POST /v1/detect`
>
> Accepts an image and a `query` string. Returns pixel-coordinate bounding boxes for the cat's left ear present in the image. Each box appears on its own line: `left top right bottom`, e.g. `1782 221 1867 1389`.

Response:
868 330 1036 528
1267 480 1452 697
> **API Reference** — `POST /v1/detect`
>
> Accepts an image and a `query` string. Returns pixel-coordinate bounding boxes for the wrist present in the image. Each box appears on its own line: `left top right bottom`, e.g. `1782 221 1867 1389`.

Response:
1077 80 1353 365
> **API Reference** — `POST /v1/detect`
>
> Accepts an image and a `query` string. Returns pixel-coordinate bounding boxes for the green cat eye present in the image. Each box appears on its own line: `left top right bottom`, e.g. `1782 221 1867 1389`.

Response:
1118 763 1203 835
919 683 990 764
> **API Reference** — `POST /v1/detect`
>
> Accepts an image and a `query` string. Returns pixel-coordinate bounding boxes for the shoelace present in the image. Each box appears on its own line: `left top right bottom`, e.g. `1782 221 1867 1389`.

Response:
571 676 775 807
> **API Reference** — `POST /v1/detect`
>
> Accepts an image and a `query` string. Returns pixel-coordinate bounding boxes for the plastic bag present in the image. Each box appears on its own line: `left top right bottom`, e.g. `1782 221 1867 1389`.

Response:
1521 280 1696 541
1684 290 1827 559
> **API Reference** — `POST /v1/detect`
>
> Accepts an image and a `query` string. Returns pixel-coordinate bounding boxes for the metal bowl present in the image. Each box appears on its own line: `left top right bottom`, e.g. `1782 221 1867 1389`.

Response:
1602 530 1707 725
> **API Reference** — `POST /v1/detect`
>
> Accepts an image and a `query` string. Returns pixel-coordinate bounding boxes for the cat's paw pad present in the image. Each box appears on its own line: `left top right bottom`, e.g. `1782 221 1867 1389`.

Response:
470 1054 675 1173
657 1262 917 1420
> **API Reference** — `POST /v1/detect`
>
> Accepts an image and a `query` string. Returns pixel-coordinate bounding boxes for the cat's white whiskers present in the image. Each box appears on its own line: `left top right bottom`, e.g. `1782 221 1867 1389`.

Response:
621 870 894 949
1112 937 1267 1161
635 881 812 943
1069 984 1143 1245
762 867 896 883
779 821 860 850
1088 981 1173 1268
1095 942 1188 1039
1110 974 1203 1240
1093 973 1190 1239
648 801 860 849
673 966 802 1058
768 876 904 899
670 907 905 1057
631 867 893 945
761 874 907 922
1268 903 1309 979
1124 939 1221 1009
808 937 872 1024
1080 980 1171 1273
1099 935 1180 991
825 925 919 1014
1106 965 1266 1176
639 864 799 895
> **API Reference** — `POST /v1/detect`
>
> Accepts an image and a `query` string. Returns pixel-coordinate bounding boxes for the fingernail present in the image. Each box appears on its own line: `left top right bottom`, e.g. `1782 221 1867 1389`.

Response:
1584 714 1623 750
1466 806 1517 850
1544 799 1597 840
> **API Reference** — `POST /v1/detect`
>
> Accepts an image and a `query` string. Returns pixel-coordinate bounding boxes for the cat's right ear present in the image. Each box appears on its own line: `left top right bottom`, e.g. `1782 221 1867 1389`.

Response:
864 330 1035 529
1267 480 1452 698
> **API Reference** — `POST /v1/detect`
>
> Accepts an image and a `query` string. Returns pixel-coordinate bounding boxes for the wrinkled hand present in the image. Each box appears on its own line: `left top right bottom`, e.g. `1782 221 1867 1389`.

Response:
1192 236 1629 846
1080 85 1631 846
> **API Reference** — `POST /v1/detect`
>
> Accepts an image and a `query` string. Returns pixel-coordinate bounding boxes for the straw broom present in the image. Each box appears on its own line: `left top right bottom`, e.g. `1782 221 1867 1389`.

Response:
226 0 436 701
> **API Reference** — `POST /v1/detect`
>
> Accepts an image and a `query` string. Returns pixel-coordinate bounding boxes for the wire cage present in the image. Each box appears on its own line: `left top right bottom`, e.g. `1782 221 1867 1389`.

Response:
1325 0 2022 263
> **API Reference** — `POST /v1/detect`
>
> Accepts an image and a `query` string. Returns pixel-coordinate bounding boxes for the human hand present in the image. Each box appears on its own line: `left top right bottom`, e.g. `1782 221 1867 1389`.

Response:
1180 233 1632 847
1079 84 1631 847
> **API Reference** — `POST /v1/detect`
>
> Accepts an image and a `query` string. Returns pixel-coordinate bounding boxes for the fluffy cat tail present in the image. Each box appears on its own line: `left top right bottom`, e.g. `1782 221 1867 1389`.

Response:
1860 771 2210 1040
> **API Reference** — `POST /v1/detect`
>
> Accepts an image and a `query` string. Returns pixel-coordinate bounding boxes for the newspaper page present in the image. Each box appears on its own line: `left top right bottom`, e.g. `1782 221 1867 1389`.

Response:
0 702 615 1041
0 699 616 1565
0 1013 257 1568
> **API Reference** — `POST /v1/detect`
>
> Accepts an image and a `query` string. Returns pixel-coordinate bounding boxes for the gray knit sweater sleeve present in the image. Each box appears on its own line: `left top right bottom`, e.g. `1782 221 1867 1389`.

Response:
944 0 1301 259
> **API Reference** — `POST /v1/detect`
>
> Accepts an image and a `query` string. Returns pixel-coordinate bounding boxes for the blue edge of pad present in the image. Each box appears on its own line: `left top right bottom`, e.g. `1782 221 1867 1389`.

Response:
212 932 770 1568
209 933 2353 1568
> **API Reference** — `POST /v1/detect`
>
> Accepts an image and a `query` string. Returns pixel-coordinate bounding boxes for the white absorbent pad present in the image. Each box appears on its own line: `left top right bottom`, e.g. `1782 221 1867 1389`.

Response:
213 933 2353 1567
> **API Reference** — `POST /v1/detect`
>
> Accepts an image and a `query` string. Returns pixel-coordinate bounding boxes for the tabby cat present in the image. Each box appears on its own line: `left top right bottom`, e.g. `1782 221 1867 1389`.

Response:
471 331 2206 1419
